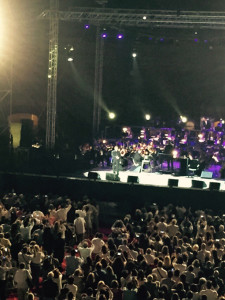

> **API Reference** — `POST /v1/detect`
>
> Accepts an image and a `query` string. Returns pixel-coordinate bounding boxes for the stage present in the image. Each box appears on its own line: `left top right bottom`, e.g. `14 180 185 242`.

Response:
84 168 225 191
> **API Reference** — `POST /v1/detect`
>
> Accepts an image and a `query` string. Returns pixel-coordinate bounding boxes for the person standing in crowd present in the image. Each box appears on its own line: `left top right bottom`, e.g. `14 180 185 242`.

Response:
74 213 86 243
14 262 32 300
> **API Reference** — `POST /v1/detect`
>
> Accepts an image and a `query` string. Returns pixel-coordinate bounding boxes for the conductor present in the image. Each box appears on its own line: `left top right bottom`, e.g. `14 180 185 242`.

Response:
111 145 121 176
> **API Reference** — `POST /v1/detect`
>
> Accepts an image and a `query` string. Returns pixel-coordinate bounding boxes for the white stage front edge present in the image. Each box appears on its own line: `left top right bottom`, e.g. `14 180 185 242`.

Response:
84 170 225 191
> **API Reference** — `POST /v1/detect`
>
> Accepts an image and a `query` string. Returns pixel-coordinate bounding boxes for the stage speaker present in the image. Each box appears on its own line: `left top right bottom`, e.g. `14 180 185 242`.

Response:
127 175 139 184
88 172 100 180
192 180 206 189
106 173 120 181
201 171 213 179
168 179 179 188
179 158 188 176
209 182 220 191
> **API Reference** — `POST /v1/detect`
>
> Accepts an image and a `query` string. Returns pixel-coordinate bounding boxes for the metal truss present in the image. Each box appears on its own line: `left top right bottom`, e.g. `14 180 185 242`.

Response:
41 6 225 147
40 7 225 30
46 0 59 149
93 26 104 139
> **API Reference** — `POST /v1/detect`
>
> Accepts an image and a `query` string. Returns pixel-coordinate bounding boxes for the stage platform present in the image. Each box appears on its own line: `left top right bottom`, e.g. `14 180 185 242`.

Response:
84 169 225 191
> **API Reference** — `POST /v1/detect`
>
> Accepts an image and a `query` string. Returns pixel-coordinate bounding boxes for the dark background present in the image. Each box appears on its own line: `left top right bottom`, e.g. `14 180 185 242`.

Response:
2 0 225 146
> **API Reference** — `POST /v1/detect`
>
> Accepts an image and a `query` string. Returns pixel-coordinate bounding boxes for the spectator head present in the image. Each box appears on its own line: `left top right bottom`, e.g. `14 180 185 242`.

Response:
111 280 119 289
19 262 25 270
27 293 34 300
71 249 76 256
87 287 93 296
68 276 74 285
167 270 173 278
83 242 88 248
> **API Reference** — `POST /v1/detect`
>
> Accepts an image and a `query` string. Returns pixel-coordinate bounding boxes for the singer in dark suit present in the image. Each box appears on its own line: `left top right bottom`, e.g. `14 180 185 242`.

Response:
111 145 121 175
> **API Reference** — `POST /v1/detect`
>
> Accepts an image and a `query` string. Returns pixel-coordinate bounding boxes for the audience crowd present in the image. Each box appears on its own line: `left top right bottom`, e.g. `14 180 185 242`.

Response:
0 192 225 300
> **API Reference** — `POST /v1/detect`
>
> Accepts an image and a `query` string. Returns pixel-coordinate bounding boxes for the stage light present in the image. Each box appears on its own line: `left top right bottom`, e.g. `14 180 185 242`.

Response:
180 116 187 123
194 38 198 42
145 114 151 120
117 34 124 39
67 57 73 62
69 46 74 51
143 16 147 20
85 24 90 29
48 74 51 78
195 31 198 35
132 52 137 58
172 150 178 159
109 112 116 119
101 33 108 39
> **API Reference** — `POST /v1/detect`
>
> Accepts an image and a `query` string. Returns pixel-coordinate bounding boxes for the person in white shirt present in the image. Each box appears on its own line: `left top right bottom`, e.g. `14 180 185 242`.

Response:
199 280 218 300
152 261 167 282
167 219 179 237
14 262 32 300
92 233 105 256
56 201 72 222
74 214 86 243
78 240 94 261
18 247 34 271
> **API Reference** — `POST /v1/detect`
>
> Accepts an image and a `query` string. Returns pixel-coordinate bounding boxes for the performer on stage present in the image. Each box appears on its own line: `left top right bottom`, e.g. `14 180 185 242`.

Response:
164 141 174 171
111 145 121 176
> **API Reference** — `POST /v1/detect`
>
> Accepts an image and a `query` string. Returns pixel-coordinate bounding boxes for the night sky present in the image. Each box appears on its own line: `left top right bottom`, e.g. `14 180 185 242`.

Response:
2 0 225 145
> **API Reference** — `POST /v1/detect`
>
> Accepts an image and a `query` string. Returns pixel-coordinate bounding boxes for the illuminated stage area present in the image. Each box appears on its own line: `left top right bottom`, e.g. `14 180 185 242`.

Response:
84 169 225 191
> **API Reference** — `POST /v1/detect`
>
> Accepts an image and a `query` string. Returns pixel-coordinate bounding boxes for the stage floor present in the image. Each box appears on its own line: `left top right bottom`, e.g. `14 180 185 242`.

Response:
84 168 225 191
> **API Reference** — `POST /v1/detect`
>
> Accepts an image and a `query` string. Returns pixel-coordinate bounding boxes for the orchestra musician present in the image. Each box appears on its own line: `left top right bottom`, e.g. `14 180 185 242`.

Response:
111 145 121 176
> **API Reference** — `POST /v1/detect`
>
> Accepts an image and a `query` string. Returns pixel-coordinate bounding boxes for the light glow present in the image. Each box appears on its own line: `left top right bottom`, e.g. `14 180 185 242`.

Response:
145 114 151 121
132 52 137 58
109 112 116 119
180 116 187 123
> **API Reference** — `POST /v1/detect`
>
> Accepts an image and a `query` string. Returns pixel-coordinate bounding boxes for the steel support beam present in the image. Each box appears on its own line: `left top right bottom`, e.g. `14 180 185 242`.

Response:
93 26 104 140
46 0 59 149
40 8 225 30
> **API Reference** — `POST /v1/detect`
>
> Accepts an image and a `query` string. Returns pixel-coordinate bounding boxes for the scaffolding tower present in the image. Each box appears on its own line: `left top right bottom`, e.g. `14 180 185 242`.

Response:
46 0 59 149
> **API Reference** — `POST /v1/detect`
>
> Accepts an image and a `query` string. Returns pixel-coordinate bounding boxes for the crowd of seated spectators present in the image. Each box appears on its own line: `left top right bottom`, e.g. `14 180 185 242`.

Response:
1 192 225 300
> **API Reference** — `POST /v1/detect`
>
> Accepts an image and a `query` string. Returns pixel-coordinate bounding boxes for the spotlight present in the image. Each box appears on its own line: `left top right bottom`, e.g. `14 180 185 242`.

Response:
109 112 116 119
132 52 137 58
145 114 151 121
48 74 51 78
67 57 73 62
117 34 124 39
85 24 90 29
101 33 108 39
143 16 147 20
194 38 198 42
69 46 74 51
180 116 187 123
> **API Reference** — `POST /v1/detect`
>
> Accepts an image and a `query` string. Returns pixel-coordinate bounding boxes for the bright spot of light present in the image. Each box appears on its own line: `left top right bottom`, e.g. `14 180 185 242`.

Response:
180 116 187 123
48 75 52 78
69 47 74 51
145 114 151 120
143 16 147 20
109 112 116 119
117 34 124 39
173 150 178 158
68 57 73 62
132 52 137 58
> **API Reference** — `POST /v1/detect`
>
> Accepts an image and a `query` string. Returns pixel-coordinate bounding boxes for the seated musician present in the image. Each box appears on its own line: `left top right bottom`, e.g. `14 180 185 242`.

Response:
133 149 143 166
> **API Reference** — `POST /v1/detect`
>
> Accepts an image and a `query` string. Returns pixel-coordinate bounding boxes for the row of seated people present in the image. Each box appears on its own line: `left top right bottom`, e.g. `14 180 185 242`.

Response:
1 193 225 299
